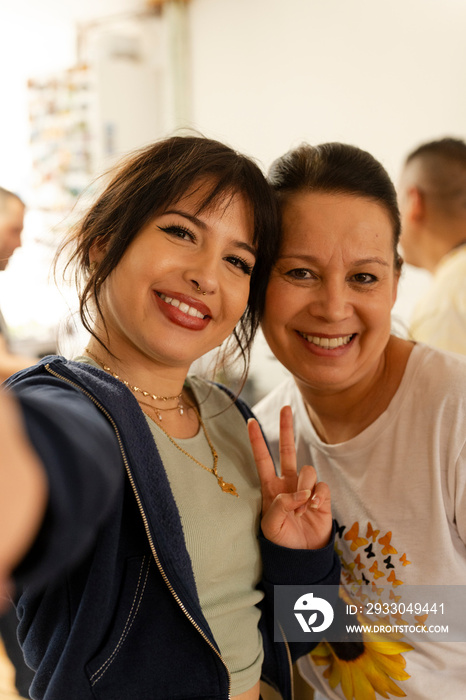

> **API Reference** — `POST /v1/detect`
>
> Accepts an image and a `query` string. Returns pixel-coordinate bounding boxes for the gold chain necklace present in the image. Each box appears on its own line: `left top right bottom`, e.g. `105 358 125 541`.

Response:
153 405 238 497
85 350 238 496
85 350 184 421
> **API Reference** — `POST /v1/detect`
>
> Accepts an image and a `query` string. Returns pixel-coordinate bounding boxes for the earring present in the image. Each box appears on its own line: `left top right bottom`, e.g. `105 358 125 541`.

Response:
89 261 97 273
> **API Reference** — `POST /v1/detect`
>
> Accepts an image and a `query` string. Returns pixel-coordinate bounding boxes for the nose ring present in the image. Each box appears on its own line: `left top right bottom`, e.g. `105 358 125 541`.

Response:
196 283 207 296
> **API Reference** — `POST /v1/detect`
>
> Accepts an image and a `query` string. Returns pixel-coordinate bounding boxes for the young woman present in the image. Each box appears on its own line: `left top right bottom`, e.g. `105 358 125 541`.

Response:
0 135 338 700
255 142 466 700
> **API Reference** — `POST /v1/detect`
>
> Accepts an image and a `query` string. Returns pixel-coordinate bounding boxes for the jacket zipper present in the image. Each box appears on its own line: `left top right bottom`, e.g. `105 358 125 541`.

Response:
44 364 232 698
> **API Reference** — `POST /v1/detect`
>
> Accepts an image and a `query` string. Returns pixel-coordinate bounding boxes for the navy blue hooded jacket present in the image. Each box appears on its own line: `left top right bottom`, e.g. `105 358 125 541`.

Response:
7 357 340 700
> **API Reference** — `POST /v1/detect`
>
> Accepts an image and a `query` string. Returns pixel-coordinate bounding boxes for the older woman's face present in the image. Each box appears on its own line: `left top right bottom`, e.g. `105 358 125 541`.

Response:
262 191 399 396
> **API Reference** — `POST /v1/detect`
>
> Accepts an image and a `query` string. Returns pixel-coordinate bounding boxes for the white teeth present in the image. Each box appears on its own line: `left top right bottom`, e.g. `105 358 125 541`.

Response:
159 293 205 319
301 333 353 348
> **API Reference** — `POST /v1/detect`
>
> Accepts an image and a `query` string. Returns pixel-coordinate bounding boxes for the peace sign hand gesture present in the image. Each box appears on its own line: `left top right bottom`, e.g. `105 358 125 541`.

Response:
248 406 332 551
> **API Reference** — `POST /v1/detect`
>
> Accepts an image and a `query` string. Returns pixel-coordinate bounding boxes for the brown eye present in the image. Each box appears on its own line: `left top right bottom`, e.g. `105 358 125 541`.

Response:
351 273 377 284
158 225 196 242
225 256 254 275
286 268 315 280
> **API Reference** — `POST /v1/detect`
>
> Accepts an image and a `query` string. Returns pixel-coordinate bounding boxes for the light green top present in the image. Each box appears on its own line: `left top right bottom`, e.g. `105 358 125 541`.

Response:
148 377 264 695
76 358 264 695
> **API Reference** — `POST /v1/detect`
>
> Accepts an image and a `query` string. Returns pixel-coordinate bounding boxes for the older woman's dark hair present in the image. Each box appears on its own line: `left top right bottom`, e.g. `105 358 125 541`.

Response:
268 142 402 269
63 135 280 376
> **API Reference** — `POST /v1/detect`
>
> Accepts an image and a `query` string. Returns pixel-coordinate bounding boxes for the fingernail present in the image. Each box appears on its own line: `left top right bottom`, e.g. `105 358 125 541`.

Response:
294 489 311 501
310 494 320 509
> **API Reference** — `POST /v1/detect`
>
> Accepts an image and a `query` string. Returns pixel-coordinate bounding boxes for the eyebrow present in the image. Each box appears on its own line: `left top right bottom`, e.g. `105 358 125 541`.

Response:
278 254 389 267
353 258 390 267
163 209 206 228
235 241 257 258
162 208 257 258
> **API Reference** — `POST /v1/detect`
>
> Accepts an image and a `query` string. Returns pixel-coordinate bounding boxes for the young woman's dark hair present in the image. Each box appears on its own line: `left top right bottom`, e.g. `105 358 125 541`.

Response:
63 135 280 376
268 142 402 269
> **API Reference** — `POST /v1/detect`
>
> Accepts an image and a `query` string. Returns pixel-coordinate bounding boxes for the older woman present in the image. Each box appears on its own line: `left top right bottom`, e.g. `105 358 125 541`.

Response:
0 135 338 700
255 142 466 700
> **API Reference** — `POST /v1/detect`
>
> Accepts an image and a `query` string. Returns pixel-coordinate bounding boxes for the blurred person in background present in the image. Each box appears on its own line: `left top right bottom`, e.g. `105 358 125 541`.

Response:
398 137 466 354
0 186 38 382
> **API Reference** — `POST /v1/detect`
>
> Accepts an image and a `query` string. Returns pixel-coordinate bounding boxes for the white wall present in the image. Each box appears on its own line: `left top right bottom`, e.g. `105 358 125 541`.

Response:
188 0 466 170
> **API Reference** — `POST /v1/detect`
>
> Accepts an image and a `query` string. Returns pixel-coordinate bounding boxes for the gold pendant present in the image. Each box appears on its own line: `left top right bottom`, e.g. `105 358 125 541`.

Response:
218 476 238 497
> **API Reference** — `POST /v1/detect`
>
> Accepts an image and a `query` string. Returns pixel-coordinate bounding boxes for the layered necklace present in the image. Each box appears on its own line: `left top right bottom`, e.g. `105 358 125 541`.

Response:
86 350 184 421
85 350 238 497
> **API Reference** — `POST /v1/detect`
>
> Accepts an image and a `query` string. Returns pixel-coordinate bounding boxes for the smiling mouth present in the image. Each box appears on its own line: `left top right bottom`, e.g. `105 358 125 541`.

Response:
158 293 207 319
298 332 355 349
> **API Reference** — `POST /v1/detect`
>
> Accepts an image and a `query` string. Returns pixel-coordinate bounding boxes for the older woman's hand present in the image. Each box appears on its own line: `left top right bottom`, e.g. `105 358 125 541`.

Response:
248 406 332 550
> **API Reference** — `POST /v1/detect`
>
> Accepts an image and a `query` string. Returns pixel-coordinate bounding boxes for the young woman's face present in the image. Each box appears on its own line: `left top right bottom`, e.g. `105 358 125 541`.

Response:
95 184 256 371
261 191 399 396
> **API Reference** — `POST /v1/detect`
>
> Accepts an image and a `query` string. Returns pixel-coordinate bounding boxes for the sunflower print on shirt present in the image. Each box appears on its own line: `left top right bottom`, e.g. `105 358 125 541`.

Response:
310 520 415 699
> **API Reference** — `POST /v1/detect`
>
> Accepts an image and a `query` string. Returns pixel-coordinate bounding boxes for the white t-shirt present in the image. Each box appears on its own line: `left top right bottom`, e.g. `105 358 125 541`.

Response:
254 343 466 700
410 244 466 354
